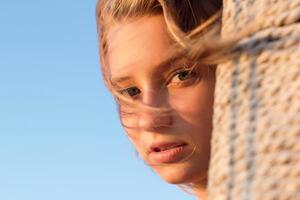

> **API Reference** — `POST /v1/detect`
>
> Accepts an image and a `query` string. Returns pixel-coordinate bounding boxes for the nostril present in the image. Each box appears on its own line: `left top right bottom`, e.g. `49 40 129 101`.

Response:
138 112 173 131
153 115 173 127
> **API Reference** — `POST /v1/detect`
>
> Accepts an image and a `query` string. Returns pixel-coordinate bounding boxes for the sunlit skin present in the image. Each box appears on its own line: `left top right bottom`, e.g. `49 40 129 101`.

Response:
106 16 215 200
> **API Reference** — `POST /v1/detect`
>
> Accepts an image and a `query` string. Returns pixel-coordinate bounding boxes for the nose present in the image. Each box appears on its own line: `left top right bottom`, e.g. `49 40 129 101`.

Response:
138 111 173 131
138 90 173 131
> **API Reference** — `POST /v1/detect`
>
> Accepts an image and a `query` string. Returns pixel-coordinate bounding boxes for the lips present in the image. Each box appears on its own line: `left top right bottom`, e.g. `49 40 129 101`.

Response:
149 142 188 163
151 142 186 152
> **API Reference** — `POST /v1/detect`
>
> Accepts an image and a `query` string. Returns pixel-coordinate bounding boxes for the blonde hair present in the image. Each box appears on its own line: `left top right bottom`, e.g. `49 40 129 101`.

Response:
96 0 223 97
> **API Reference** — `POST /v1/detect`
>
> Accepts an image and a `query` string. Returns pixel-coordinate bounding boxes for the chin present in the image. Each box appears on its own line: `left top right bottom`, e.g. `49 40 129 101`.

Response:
153 162 205 185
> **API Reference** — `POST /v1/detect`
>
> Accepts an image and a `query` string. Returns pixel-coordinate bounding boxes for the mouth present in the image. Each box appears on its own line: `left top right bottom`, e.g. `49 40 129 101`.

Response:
151 142 187 152
149 142 188 164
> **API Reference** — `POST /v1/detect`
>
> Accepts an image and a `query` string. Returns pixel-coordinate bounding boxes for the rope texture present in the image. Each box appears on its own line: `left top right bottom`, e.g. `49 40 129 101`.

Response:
208 0 300 199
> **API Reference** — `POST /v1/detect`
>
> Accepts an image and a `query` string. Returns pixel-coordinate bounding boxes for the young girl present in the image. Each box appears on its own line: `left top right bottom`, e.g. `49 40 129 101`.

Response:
96 1 222 199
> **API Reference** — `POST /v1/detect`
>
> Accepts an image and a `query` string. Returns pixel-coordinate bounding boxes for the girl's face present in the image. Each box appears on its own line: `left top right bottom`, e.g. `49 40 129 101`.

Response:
106 15 215 185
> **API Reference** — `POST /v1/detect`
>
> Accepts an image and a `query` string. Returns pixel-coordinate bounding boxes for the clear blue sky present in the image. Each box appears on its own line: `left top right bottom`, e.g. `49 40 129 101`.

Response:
0 1 195 199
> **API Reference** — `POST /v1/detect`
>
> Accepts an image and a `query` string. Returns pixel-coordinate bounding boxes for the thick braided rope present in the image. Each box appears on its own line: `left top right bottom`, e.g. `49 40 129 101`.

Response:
208 0 300 200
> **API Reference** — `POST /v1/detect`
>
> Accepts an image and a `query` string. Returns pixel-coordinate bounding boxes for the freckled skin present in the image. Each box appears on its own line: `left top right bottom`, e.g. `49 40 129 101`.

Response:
107 16 215 187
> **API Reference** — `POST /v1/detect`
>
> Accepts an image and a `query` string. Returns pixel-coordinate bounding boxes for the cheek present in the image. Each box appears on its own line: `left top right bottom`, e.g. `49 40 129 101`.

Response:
123 127 144 151
171 83 215 124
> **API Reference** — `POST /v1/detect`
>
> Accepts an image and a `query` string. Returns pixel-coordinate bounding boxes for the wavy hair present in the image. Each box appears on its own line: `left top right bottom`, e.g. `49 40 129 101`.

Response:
96 0 224 106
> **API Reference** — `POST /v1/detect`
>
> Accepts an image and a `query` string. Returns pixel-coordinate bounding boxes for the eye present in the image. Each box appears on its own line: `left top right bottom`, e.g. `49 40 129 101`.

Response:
119 87 141 98
170 69 197 83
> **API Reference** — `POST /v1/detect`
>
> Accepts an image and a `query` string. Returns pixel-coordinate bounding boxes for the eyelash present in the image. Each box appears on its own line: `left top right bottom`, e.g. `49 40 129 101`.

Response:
118 68 199 98
168 68 198 85
119 87 141 98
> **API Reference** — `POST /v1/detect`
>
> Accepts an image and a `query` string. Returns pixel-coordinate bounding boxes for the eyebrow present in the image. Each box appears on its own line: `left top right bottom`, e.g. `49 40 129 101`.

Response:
110 54 183 84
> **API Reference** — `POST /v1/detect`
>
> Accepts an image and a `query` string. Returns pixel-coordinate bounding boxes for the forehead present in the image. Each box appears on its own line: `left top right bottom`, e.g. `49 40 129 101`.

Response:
106 15 174 77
